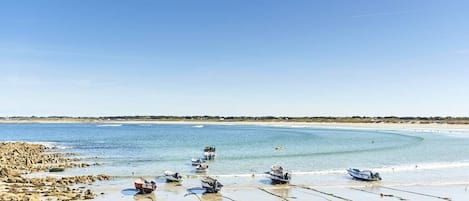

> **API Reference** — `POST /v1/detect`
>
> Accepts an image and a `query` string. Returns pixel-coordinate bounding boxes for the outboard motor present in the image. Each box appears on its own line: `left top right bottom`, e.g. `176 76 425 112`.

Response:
374 172 381 180
285 172 291 181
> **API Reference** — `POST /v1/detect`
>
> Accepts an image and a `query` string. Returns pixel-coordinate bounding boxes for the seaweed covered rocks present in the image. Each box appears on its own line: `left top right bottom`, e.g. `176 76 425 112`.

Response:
0 142 111 201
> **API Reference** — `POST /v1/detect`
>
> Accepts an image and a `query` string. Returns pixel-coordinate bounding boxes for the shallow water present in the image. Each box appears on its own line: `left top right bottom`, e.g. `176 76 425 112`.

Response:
1 123 469 179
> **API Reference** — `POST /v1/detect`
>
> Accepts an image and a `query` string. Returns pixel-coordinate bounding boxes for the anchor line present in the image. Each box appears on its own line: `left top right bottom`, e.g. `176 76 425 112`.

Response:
291 185 352 201
295 188 332 201
222 195 237 201
184 192 202 201
257 187 291 201
350 187 407 201
380 186 451 201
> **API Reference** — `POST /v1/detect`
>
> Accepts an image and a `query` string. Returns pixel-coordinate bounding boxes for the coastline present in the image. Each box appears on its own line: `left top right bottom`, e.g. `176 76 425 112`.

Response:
0 142 111 201
2 122 469 200
2 119 469 131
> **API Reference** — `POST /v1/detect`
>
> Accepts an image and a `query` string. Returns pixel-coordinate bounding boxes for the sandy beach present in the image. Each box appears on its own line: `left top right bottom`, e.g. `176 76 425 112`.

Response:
89 173 469 201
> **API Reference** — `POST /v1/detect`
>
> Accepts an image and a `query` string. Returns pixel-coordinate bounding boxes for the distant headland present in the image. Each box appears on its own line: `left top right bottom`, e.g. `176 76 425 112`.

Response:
1 116 468 125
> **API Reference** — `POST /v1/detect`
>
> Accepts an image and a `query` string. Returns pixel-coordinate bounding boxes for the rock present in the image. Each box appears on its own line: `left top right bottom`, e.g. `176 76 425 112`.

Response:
83 189 96 199
28 194 41 201
49 167 65 172
0 142 108 201
97 174 111 181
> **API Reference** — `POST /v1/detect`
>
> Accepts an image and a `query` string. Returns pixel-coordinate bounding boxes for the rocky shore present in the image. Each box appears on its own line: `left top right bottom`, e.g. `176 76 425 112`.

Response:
0 142 111 201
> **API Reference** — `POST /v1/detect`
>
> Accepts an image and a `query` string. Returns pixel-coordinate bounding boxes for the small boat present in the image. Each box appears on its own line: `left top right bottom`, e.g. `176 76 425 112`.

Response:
195 163 209 173
203 146 216 160
134 178 157 193
191 158 206 166
164 170 183 182
201 176 223 193
347 168 382 181
267 164 291 184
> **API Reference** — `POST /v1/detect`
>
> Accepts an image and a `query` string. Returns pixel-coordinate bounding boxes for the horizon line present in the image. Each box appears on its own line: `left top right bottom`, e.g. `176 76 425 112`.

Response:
2 115 468 119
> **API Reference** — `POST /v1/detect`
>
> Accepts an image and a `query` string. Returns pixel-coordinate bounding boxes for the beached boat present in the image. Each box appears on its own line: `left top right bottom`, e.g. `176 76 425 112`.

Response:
201 176 223 193
134 178 157 193
267 164 291 184
347 168 381 181
191 158 206 166
203 146 216 160
195 163 209 173
164 170 183 182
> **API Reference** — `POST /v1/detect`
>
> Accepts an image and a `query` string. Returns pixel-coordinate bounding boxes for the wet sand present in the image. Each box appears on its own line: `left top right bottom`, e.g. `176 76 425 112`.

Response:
91 173 469 201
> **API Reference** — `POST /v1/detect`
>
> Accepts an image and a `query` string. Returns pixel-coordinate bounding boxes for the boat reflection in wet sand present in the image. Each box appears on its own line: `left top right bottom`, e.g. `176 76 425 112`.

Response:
347 168 382 181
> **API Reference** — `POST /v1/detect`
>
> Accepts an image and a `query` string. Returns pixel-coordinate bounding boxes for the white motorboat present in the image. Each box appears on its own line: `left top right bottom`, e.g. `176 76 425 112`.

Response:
347 168 382 181
191 158 206 166
195 163 209 173
164 170 183 182
267 164 291 184
203 146 216 160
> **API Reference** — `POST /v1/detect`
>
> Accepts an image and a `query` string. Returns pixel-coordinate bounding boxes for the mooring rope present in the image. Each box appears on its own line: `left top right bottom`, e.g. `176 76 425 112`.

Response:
184 192 202 201
221 195 237 201
291 185 352 201
295 187 332 201
257 187 291 201
380 186 451 201
350 187 407 201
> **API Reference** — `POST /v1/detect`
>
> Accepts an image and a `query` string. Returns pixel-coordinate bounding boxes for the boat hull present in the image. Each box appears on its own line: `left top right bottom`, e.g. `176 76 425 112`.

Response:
204 152 216 160
164 175 182 182
347 168 381 181
195 163 209 173
201 177 223 193
164 171 182 182
195 168 208 173
191 158 206 166
267 165 291 184
134 180 156 194
267 173 291 184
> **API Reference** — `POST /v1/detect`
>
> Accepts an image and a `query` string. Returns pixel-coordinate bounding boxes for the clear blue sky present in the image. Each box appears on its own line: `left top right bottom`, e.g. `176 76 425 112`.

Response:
1 0 469 117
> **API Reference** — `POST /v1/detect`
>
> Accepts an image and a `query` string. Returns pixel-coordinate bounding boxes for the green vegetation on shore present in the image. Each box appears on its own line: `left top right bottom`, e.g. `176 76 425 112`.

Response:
1 116 469 124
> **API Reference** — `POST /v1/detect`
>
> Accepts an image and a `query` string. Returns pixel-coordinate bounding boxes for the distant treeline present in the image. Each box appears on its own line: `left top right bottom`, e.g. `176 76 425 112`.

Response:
2 116 469 124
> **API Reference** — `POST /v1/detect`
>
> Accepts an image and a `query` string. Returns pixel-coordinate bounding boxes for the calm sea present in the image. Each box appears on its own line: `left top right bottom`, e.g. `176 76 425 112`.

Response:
1 123 469 178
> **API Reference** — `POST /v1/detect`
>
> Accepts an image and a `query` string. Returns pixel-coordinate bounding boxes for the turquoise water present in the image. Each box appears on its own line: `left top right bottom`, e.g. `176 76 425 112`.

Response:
1 123 469 177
